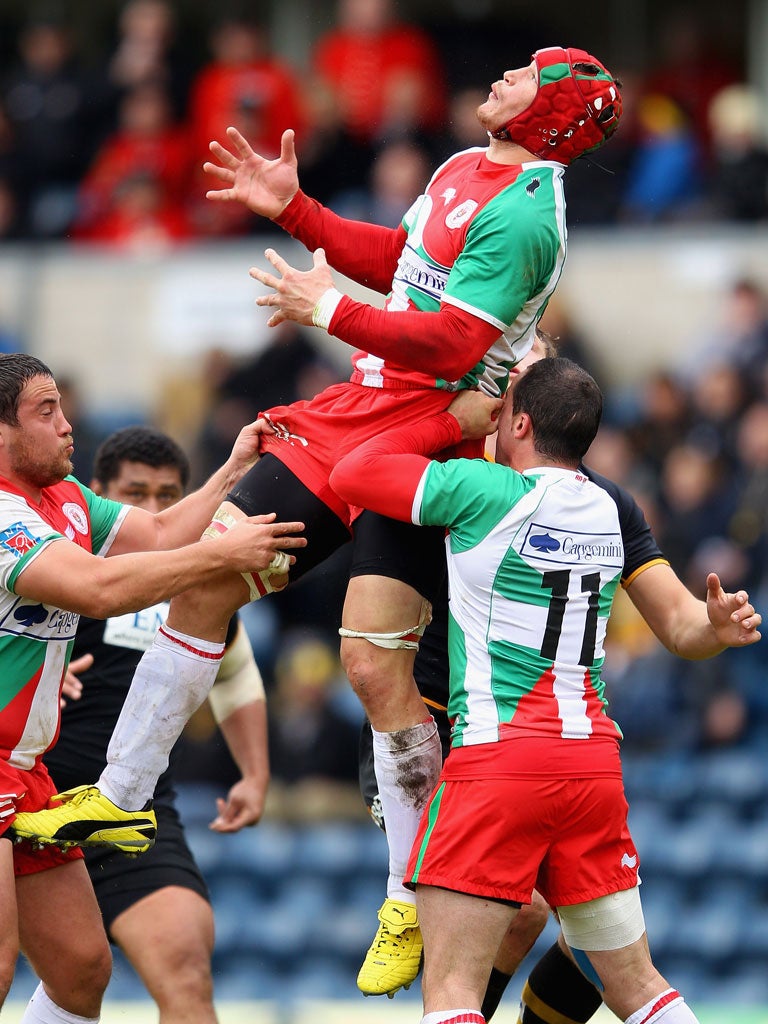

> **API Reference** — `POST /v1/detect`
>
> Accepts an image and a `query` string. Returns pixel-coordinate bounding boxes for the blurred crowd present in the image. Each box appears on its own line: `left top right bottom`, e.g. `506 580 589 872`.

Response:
556 278 768 758
1 0 767 814
0 0 765 246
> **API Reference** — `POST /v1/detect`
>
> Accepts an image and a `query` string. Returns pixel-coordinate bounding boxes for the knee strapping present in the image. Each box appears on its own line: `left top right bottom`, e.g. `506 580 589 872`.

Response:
558 886 646 952
203 507 290 601
339 599 432 650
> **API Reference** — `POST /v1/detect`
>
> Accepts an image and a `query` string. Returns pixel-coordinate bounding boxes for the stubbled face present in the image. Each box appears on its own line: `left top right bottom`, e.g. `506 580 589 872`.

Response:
477 61 538 135
3 375 74 490
99 461 184 512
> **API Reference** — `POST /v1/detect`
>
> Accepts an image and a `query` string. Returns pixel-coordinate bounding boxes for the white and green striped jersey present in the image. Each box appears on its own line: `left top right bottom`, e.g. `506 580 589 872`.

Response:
352 148 567 395
0 476 127 769
413 459 624 747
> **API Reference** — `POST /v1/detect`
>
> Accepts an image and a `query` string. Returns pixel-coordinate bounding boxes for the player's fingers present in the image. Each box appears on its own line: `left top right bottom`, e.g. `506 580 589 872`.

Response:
274 521 306 535
730 593 750 619
203 160 234 183
247 416 274 435
68 652 94 674
264 247 292 274
706 571 722 596
208 139 240 169
205 187 236 203
227 125 255 158
249 265 281 289
280 128 296 162
733 603 757 623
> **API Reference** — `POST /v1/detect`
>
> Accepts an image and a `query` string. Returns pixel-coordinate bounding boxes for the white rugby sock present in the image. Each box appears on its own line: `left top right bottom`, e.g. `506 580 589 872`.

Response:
98 625 224 808
20 983 99 1023
372 718 442 902
625 989 699 1024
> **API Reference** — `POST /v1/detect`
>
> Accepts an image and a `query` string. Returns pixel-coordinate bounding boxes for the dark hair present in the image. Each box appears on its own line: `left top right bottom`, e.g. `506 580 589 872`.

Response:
0 353 54 425
512 357 602 463
92 425 190 489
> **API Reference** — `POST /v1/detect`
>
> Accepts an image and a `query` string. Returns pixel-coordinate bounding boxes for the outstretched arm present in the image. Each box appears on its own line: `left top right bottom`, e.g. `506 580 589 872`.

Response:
108 416 274 557
205 127 404 294
15 513 306 620
627 564 761 659
250 247 501 383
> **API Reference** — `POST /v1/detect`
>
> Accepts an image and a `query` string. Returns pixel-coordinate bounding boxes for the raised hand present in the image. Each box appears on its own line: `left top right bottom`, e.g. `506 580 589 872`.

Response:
204 126 299 218
250 247 335 328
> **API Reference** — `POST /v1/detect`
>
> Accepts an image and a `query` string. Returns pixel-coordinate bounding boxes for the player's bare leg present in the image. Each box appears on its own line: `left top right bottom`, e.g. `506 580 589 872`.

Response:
419 882 518 1020
17 858 111 1020
111 886 217 1024
341 574 442 997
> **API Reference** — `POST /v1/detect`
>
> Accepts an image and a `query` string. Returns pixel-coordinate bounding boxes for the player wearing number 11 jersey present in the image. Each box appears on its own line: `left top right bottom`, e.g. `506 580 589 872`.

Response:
331 357 707 1024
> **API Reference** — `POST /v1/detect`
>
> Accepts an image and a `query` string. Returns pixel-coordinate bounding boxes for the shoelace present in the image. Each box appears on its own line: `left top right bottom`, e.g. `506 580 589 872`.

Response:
53 786 98 808
374 926 416 954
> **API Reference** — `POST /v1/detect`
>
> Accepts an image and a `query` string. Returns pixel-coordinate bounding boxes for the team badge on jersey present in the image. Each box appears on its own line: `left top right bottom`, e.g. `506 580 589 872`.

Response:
0 522 39 558
62 501 89 535
446 200 478 228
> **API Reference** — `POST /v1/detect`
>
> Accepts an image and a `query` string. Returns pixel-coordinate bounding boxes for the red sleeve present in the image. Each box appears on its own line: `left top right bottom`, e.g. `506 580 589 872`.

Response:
329 297 501 382
275 190 405 294
329 411 462 522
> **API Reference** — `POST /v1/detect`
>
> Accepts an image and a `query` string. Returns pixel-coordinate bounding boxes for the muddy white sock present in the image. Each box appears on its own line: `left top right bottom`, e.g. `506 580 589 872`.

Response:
372 717 442 902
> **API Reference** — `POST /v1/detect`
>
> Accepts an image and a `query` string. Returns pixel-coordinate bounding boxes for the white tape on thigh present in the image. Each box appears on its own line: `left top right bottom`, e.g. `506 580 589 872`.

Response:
203 507 240 539
338 599 431 650
558 886 646 952
203 507 290 602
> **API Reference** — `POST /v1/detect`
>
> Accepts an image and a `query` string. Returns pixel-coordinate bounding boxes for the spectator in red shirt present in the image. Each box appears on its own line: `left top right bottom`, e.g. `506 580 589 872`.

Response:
312 0 447 144
186 15 306 236
188 16 305 160
73 81 192 241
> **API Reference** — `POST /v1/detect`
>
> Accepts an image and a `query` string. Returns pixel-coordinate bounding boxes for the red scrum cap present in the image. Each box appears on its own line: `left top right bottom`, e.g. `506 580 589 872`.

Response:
492 46 622 164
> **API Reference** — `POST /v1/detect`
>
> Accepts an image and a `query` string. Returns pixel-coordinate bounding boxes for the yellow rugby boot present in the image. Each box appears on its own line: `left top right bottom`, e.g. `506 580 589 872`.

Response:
357 898 423 997
11 785 156 856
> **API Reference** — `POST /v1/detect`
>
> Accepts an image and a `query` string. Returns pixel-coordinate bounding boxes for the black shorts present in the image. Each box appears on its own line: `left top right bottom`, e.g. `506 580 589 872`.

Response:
84 802 209 936
228 453 351 582
230 453 447 604
349 510 447 605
